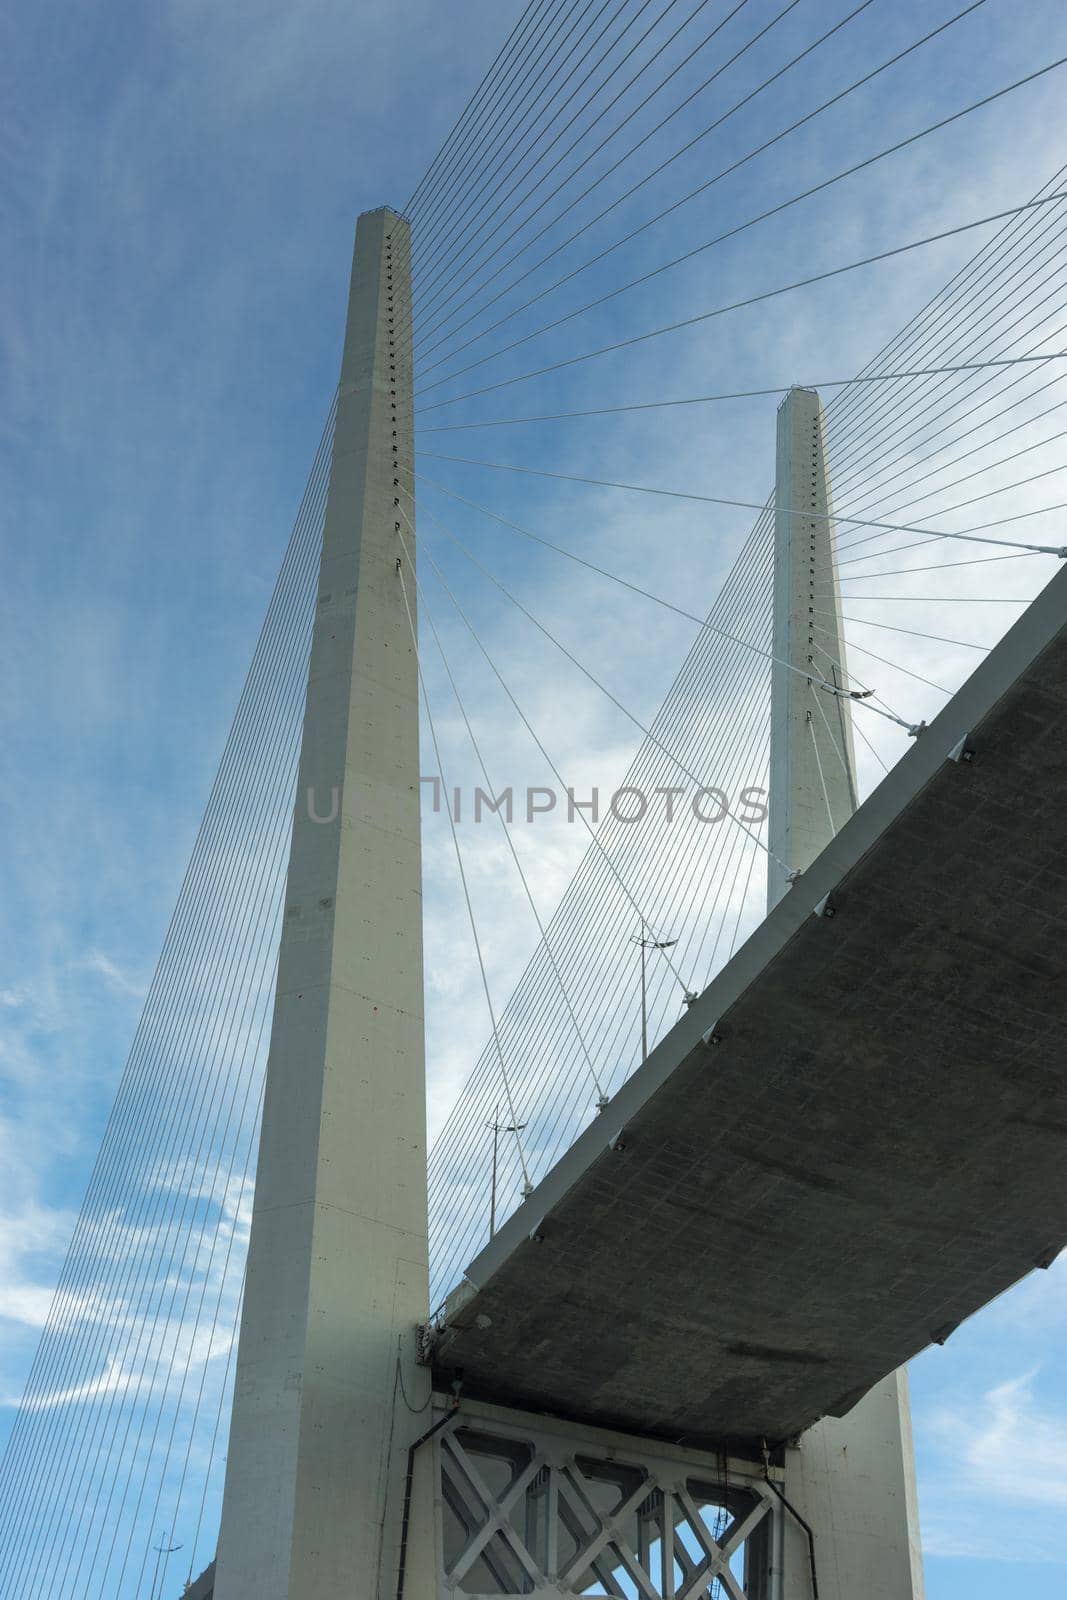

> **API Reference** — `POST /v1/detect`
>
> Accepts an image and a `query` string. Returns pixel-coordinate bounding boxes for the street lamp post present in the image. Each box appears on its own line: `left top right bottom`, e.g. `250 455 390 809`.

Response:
487 1106 528 1236
631 923 678 1062
150 1534 182 1600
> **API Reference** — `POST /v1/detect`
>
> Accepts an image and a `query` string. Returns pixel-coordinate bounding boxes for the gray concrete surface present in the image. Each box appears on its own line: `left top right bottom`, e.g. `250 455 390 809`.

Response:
769 388 923 1600
182 1563 215 1599
768 387 857 907
431 561 1067 1455
213 209 433 1599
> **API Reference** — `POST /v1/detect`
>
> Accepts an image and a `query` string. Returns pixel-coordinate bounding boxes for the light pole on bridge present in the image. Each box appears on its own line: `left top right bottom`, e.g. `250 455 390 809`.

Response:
631 923 678 1062
487 1106 527 1237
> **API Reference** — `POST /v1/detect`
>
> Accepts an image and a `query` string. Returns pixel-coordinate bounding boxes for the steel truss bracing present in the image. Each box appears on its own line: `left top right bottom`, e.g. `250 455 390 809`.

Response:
431 1401 784 1600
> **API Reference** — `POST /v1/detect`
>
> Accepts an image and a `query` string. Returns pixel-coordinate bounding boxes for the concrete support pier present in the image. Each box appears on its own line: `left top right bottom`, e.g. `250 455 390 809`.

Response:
213 208 431 1600
769 387 924 1600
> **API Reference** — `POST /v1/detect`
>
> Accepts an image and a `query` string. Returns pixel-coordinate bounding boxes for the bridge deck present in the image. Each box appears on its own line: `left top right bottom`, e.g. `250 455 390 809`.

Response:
430 566 1067 1452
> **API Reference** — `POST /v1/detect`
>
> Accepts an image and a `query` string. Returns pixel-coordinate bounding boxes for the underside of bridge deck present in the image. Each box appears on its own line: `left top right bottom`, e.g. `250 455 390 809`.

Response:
429 565 1067 1455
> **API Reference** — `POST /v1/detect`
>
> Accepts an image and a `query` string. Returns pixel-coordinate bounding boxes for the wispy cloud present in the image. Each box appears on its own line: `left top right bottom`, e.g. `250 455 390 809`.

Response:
74 950 146 1000
4 0 1067 1592
941 1370 1067 1507
917 1365 1067 1566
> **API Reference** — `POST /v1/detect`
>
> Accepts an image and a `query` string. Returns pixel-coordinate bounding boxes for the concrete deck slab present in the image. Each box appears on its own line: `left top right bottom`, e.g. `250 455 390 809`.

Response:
430 566 1067 1453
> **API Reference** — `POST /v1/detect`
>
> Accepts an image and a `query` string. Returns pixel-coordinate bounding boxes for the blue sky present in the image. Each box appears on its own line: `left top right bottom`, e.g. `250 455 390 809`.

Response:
3 0 1067 1594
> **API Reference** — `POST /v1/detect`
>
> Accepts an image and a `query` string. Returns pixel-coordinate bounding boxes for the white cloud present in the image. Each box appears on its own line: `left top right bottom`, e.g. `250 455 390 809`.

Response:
919 1366 1067 1565
75 950 146 1000
4 0 1067 1587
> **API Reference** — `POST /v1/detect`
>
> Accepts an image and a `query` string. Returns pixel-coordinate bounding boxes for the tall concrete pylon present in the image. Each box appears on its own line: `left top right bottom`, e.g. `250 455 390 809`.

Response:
767 386 858 904
213 208 433 1600
769 387 925 1600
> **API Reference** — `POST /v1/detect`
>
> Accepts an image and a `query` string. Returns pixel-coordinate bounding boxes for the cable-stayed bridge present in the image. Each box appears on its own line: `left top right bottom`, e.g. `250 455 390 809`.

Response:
2 2 1067 1597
